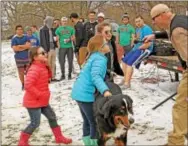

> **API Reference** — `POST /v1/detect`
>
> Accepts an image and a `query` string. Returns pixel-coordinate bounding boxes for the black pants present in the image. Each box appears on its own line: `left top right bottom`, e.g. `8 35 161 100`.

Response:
59 48 73 76
23 105 58 134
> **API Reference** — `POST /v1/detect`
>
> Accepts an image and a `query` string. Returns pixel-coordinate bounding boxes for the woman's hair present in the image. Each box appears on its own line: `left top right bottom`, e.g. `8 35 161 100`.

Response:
24 47 40 74
82 34 105 67
97 22 111 33
29 47 40 64
87 34 104 53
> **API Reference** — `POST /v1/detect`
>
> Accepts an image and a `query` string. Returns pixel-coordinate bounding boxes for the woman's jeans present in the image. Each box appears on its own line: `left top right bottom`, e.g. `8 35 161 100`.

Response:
77 101 97 139
23 105 58 134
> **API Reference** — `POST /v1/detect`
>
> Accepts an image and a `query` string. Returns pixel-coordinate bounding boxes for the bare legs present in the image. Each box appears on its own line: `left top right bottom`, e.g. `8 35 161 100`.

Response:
121 62 133 88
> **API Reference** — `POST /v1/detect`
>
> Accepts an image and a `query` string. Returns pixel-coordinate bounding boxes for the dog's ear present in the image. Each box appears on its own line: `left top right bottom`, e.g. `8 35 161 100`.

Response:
102 99 114 119
123 95 133 114
106 81 122 95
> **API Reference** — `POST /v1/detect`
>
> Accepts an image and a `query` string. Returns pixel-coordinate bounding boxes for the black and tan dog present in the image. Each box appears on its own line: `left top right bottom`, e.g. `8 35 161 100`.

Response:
94 82 134 146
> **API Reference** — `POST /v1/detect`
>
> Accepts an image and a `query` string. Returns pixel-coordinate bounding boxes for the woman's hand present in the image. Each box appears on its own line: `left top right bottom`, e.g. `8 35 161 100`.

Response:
104 91 112 97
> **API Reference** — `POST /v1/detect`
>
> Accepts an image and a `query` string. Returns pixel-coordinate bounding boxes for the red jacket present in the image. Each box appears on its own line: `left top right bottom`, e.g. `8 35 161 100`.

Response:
23 61 52 108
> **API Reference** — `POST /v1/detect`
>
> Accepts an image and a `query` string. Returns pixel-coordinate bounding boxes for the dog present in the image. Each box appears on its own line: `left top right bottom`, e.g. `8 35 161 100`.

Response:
94 81 134 146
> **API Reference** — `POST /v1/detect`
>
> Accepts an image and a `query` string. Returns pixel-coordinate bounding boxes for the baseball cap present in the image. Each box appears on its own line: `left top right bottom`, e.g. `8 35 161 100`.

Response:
70 13 79 19
97 12 105 18
61 17 68 21
122 13 129 19
151 4 170 19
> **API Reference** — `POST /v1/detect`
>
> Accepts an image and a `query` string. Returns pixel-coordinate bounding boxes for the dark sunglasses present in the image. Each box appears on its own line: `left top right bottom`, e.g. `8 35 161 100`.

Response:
104 30 112 35
38 51 46 56
152 12 164 21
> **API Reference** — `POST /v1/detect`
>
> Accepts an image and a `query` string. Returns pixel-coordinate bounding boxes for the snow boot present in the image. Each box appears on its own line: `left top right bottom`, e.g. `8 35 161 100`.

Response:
82 136 91 146
51 126 72 144
18 132 31 146
90 139 98 146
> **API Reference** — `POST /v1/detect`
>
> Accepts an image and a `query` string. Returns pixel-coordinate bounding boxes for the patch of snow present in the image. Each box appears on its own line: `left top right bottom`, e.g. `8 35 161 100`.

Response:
2 41 187 145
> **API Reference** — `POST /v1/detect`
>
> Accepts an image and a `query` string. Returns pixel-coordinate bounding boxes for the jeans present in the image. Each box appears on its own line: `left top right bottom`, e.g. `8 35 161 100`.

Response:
77 101 97 139
23 105 58 134
59 48 73 76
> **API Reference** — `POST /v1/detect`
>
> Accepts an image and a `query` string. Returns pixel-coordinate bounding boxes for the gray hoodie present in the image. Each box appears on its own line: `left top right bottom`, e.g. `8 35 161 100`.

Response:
44 16 54 49
44 16 54 28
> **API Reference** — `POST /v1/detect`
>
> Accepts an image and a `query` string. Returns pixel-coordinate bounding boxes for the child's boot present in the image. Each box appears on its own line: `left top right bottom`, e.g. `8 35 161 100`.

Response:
90 139 98 146
51 126 72 144
18 132 31 146
82 136 91 146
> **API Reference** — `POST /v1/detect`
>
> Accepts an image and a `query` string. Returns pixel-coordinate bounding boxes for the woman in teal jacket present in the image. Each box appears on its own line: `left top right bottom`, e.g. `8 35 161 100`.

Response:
71 34 112 146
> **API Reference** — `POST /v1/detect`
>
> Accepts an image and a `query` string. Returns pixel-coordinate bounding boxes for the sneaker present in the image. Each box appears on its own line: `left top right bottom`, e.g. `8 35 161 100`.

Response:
68 75 72 80
51 78 60 82
59 75 65 81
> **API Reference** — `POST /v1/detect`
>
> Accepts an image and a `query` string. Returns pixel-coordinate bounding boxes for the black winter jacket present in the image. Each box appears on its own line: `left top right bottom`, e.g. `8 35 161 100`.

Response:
40 25 56 52
105 35 124 81
74 21 84 52
82 21 98 47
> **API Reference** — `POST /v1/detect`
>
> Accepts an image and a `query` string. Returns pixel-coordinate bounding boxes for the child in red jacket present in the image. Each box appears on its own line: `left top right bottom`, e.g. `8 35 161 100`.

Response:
18 47 72 146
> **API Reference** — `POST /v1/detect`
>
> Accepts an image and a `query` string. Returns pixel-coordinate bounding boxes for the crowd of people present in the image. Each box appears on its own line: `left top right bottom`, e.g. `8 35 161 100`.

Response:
10 3 187 146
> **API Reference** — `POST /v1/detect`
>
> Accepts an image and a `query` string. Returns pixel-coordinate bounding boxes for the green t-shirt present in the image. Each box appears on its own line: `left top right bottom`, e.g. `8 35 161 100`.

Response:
33 31 40 40
55 26 75 49
118 24 135 46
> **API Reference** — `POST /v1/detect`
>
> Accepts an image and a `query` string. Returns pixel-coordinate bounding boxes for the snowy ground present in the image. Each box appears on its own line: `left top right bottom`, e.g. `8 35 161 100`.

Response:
1 41 187 145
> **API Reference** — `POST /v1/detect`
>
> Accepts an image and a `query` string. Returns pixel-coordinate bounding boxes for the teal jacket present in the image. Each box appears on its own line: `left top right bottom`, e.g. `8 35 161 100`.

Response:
71 52 109 102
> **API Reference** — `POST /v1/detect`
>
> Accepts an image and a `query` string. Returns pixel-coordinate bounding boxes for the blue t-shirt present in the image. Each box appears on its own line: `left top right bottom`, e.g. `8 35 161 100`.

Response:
11 35 30 59
27 35 39 47
132 24 153 52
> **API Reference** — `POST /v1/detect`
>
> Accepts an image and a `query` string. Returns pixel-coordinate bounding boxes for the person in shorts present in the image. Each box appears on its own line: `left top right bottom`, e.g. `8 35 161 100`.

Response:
121 16 153 88
11 25 31 90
